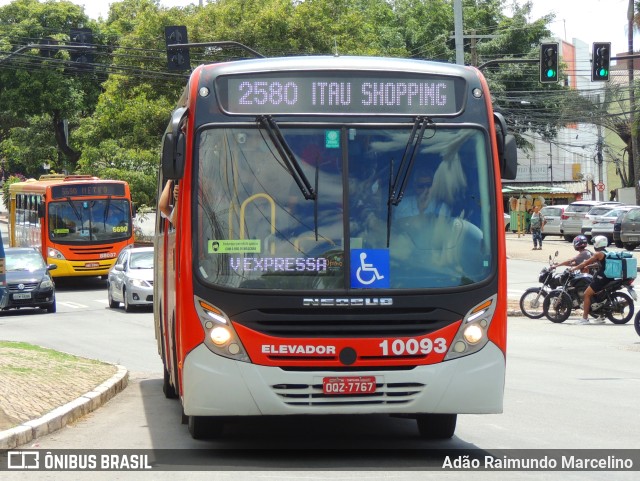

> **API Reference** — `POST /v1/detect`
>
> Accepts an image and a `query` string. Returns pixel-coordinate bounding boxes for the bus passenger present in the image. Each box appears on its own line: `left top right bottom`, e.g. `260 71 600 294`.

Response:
159 180 179 224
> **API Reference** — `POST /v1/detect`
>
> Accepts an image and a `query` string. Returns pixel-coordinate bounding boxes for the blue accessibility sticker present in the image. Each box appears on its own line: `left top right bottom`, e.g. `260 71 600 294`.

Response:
350 249 390 288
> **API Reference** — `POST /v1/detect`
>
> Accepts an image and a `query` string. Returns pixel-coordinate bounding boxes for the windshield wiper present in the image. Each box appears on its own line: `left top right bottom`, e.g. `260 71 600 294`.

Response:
385 116 432 246
389 116 431 207
66 197 82 223
103 196 112 228
258 116 316 201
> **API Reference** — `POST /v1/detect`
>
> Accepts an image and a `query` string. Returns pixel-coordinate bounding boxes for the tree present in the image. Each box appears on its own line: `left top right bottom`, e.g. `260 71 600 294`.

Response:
0 0 102 174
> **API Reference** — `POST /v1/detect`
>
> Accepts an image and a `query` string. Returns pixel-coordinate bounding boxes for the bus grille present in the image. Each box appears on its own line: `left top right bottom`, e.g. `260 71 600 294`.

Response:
234 317 452 338
271 382 425 406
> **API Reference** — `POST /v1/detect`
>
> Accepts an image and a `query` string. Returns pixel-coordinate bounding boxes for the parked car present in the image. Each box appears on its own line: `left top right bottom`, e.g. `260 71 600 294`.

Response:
107 246 154 311
1 247 56 313
619 207 640 251
540 204 567 238
504 212 510 231
581 205 623 242
559 200 616 242
590 206 635 246
614 207 638 247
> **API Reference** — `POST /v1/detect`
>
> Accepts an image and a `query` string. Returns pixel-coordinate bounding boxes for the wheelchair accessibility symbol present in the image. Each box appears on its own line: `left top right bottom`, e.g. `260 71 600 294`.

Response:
350 249 390 288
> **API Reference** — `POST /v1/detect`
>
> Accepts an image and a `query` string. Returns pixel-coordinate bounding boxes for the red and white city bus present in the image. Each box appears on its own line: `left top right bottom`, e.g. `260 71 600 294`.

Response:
155 54 517 439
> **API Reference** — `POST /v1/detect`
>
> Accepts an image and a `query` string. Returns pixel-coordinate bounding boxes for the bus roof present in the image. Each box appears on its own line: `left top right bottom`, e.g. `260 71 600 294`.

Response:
8 176 127 195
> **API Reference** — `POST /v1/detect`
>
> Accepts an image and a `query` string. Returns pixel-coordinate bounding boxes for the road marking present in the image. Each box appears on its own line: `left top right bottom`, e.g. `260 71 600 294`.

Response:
94 299 108 305
57 301 88 309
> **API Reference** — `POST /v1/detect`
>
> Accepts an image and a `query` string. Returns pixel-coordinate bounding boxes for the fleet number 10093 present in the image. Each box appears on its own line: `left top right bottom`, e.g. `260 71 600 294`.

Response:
378 338 447 356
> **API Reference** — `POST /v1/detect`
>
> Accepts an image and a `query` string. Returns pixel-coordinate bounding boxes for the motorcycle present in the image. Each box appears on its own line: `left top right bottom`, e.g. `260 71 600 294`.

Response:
543 267 636 324
519 251 561 319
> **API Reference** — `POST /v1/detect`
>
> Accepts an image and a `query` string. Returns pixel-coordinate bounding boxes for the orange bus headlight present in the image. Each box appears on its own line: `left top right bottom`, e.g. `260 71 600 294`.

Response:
445 294 496 360
194 295 250 362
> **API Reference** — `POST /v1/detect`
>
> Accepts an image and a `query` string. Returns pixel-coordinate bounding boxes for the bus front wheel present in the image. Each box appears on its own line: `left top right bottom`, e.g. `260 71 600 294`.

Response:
416 413 457 439
188 415 224 440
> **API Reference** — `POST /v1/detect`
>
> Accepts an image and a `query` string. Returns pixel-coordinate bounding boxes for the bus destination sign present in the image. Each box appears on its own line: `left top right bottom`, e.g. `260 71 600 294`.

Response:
51 183 125 199
217 71 461 116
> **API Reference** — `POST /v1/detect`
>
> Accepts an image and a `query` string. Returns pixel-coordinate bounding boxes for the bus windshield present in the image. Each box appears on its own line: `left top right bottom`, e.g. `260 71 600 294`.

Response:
195 125 494 290
48 198 132 243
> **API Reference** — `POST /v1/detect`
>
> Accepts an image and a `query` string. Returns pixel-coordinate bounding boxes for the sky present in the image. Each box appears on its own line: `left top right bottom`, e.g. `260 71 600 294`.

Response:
0 0 638 57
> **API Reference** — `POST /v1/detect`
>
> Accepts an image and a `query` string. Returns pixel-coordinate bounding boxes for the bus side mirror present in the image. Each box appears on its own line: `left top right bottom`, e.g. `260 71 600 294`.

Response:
132 203 137 218
493 112 518 180
161 107 188 180
37 203 45 218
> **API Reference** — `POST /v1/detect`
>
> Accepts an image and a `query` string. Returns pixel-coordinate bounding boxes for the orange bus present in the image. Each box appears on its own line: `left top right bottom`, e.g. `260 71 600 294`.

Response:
155 55 517 440
8 175 135 277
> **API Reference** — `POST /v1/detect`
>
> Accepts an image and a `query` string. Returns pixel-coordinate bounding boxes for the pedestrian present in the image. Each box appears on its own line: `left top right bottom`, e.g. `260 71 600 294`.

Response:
529 205 546 250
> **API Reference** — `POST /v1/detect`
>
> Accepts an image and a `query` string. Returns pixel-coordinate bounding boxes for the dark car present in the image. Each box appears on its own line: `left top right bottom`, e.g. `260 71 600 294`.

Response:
619 207 640 251
2 247 57 313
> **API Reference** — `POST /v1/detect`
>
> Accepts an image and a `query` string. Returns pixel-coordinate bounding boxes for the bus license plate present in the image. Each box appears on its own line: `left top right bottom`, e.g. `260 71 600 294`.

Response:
13 293 32 300
85 262 99 268
323 376 376 395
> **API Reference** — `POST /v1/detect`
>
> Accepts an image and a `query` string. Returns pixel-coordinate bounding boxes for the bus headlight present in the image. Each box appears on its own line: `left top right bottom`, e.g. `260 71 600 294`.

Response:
463 324 483 344
48 248 65 260
445 295 497 360
194 295 249 362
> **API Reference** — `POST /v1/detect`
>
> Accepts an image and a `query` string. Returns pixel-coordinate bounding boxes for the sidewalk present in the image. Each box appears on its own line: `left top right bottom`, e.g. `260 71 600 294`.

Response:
0 341 127 449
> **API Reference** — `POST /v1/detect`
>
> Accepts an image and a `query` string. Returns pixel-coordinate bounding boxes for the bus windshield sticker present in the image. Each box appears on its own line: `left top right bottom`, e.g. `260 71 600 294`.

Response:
208 239 261 254
325 130 340 148
350 249 390 288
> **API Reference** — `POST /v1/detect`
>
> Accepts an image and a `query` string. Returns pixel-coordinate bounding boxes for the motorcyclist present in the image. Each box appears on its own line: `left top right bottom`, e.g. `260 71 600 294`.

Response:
554 235 593 273
569 235 610 325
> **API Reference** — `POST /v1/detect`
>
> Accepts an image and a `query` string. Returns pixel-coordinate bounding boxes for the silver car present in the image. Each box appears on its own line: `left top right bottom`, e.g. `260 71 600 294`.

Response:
107 246 154 311
559 200 604 242
590 206 635 245
540 204 567 238
581 205 622 242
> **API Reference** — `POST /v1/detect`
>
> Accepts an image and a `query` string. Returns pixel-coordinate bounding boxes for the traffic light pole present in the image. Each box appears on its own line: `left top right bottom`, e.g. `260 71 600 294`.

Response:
478 53 640 71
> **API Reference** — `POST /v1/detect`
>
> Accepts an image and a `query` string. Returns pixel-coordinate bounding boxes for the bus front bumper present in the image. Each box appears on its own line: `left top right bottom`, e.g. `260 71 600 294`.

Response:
47 258 115 277
182 342 505 417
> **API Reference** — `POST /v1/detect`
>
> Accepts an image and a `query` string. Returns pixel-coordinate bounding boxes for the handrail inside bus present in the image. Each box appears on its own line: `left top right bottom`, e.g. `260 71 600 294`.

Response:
239 193 276 255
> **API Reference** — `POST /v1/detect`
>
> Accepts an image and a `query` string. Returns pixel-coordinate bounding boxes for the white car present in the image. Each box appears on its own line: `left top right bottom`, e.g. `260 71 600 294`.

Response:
107 246 154 312
540 205 567 238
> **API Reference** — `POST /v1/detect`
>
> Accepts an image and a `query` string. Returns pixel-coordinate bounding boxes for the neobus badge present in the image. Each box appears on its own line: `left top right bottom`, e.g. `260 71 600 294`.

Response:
302 297 393 307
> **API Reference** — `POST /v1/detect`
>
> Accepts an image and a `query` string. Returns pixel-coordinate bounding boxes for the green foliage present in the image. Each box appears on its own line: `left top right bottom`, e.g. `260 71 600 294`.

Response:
2 174 25 210
1 0 594 205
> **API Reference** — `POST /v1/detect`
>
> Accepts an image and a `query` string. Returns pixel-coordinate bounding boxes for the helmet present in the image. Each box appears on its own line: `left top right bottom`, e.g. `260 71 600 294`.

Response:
573 235 588 250
592 235 608 250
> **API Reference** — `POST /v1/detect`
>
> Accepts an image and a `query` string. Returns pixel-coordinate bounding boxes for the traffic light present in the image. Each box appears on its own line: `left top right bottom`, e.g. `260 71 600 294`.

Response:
39 37 58 59
69 28 93 67
539 43 559 83
592 42 611 81
164 26 191 71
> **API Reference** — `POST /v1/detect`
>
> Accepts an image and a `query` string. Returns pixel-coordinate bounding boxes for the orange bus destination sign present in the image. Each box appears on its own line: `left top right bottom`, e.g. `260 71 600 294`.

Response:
51 183 125 199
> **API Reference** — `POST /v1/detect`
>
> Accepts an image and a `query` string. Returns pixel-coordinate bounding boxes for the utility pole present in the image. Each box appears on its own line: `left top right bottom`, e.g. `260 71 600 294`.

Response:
453 0 464 65
628 0 639 203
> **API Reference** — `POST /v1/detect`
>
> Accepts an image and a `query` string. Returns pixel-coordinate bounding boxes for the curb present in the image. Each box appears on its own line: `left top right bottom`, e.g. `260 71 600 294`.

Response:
0 365 128 450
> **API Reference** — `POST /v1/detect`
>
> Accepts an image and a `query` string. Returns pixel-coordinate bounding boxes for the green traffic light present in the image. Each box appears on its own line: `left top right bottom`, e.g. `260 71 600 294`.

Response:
546 69 556 79
598 68 608 77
